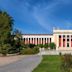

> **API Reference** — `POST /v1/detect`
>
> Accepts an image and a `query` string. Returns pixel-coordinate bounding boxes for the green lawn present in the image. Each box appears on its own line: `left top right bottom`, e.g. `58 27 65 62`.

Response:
32 55 61 72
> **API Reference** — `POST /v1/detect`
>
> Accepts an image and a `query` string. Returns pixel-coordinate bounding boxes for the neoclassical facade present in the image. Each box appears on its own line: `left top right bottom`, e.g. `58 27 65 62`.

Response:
22 28 72 50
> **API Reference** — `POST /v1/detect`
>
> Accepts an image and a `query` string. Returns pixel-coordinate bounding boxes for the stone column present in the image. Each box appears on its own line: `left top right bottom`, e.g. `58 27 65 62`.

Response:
35 38 37 45
56 35 59 50
70 35 71 47
65 35 67 48
39 38 41 44
33 38 34 44
34 38 35 44
49 38 50 43
41 38 42 44
46 38 47 44
28 38 29 44
61 35 63 47
37 38 38 45
42 38 43 44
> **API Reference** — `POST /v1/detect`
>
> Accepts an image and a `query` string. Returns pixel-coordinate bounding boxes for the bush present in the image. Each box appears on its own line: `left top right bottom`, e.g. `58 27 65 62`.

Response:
20 47 39 55
33 47 39 54
20 48 33 55
48 42 56 49
43 44 48 49
28 44 36 48
60 54 72 72
38 44 44 48
8 47 20 54
0 44 11 56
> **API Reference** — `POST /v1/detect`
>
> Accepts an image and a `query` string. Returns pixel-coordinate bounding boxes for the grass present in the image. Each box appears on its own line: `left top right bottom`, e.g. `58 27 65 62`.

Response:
32 55 61 72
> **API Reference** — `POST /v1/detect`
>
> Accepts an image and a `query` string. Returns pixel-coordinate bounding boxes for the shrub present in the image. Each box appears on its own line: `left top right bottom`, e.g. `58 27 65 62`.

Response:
43 44 49 49
28 44 36 48
20 48 33 55
48 42 56 49
33 47 39 54
0 44 11 56
60 54 72 72
20 46 39 55
38 44 44 48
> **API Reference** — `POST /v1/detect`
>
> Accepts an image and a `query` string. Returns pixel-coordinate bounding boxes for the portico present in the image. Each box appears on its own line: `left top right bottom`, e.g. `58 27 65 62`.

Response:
53 29 72 50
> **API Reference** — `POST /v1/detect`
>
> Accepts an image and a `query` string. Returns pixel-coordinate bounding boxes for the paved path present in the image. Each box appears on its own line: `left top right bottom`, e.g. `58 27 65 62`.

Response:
0 55 42 72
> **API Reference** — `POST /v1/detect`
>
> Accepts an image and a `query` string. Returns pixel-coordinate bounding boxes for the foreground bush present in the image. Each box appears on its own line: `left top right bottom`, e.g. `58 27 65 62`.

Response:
43 44 49 49
60 54 72 72
48 42 56 49
38 44 44 48
28 44 36 48
20 47 39 55
32 47 39 54
0 44 11 56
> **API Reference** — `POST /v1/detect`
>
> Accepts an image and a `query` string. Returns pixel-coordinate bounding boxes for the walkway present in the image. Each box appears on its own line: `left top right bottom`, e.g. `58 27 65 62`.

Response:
0 55 42 72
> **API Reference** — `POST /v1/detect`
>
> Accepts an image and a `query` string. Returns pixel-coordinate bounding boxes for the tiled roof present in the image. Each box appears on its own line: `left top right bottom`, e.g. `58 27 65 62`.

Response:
22 34 53 35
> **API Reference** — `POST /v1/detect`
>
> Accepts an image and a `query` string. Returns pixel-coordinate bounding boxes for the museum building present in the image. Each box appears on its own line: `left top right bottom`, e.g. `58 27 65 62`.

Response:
22 28 72 50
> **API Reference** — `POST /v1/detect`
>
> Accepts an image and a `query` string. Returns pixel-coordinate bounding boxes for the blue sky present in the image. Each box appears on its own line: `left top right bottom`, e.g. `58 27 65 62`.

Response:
0 0 72 34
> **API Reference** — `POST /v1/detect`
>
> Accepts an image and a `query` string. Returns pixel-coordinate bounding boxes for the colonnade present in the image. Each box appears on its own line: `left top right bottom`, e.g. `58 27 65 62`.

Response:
24 38 51 45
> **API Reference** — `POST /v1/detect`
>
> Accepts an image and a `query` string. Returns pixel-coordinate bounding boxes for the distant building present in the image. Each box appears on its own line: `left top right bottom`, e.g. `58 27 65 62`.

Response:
22 28 72 50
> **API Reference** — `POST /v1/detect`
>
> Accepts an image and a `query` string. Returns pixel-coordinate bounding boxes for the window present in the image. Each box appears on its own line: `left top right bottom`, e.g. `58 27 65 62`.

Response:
63 35 65 38
67 43 69 47
32 38 33 44
29 38 30 43
42 38 43 44
67 39 69 41
63 39 65 41
24 38 25 43
59 35 61 38
59 35 61 47
50 38 51 43
67 35 69 38
37 38 38 45
32 38 33 40
24 38 25 41
47 38 49 43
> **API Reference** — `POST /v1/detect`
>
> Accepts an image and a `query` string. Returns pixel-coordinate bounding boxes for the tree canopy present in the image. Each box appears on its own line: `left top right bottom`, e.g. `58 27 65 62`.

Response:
0 11 13 44
0 10 14 55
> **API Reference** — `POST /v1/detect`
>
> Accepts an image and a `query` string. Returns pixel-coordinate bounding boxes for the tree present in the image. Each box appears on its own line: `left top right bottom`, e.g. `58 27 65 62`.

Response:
0 11 13 44
0 10 13 55
48 42 56 49
43 44 49 49
13 29 22 53
0 44 11 56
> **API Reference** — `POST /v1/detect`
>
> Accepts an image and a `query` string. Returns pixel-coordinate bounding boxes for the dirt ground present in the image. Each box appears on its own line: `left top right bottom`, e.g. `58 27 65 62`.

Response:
0 55 25 66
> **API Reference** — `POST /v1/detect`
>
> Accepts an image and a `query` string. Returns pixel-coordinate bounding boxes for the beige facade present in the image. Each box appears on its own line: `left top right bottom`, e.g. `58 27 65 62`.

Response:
22 28 72 51
53 29 72 50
